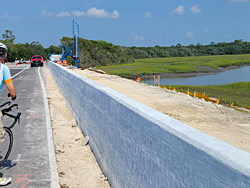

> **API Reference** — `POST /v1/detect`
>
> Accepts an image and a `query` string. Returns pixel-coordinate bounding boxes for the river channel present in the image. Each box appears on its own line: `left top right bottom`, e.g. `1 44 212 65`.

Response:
140 65 250 86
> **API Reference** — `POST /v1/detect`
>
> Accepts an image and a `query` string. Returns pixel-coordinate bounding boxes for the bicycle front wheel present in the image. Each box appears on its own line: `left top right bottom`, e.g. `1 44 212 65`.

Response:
0 128 13 167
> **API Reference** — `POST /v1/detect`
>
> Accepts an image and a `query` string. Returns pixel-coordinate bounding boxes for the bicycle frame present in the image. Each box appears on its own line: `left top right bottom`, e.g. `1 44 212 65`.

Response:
0 101 21 167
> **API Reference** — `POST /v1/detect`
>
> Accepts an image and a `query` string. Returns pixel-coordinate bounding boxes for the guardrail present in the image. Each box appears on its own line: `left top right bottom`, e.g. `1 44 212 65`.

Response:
47 61 250 188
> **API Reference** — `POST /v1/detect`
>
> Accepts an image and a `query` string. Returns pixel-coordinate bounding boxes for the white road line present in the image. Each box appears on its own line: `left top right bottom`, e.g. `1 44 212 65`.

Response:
11 66 30 79
38 67 60 188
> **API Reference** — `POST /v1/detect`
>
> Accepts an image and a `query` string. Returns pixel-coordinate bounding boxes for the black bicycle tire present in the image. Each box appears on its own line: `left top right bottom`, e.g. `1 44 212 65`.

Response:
0 128 13 167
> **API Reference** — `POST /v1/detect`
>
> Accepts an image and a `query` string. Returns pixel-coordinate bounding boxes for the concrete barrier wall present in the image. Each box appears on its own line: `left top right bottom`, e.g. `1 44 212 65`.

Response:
47 62 250 188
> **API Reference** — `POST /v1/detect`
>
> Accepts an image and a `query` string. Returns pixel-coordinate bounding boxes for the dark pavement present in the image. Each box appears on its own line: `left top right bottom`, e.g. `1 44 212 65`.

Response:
0 64 59 187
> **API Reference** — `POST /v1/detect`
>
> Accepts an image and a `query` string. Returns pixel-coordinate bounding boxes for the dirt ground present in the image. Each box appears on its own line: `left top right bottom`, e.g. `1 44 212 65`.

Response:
44 65 250 187
44 66 110 188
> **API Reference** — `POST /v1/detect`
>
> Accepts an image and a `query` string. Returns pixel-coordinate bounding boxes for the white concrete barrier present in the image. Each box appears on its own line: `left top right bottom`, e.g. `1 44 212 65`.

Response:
48 61 250 188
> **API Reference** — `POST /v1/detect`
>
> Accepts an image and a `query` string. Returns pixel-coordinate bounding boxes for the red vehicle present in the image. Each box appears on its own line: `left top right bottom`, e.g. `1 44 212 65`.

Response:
30 55 44 67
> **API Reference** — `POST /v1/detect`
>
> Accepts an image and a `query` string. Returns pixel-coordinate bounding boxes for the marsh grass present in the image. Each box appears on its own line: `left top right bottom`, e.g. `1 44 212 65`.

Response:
170 82 250 107
98 54 250 77
97 54 250 108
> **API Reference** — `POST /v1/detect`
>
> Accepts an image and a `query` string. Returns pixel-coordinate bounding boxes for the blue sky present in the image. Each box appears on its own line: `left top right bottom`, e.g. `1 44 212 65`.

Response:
1 0 250 48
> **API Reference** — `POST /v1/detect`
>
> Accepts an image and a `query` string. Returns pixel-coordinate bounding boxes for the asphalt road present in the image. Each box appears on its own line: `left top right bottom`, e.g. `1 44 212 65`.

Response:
0 64 59 187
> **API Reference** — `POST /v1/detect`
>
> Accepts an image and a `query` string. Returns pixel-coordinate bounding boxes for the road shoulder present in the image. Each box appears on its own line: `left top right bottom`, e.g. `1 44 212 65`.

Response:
44 65 110 188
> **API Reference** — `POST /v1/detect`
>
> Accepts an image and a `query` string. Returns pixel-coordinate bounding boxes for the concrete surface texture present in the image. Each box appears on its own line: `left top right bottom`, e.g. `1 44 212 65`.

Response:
48 62 250 188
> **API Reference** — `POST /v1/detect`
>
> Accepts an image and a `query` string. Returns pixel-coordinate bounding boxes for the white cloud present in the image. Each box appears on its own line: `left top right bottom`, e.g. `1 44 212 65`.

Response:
229 0 248 2
53 8 119 19
86 7 120 18
110 10 120 18
57 11 70 18
71 10 86 17
171 5 185 15
190 5 201 14
41 10 53 18
145 12 152 18
186 31 193 38
134 36 145 40
3 13 11 19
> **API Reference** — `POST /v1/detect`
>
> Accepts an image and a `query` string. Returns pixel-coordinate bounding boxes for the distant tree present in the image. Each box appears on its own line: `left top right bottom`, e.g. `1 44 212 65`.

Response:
188 44 195 48
2 30 15 43
209 42 216 46
233 39 243 45
176 43 182 48
45 45 61 55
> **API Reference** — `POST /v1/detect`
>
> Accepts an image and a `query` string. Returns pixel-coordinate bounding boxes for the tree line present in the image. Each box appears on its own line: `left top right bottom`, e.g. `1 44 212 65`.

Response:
2 30 250 67
124 39 250 59
0 30 61 62
61 37 134 67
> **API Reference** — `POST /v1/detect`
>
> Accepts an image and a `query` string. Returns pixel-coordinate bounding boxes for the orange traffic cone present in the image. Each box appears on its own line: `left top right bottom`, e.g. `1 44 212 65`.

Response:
63 60 67 66
57 60 62 65
136 77 141 83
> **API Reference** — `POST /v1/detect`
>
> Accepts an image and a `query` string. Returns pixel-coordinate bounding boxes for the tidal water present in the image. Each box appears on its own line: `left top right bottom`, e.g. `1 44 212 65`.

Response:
140 66 250 86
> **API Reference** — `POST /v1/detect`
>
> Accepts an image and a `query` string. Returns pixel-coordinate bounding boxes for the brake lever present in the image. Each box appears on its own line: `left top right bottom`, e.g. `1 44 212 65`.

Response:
17 112 21 124
10 104 18 110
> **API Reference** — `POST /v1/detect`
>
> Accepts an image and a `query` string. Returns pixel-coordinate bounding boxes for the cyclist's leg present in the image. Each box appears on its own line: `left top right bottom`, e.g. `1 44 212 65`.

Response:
0 111 4 143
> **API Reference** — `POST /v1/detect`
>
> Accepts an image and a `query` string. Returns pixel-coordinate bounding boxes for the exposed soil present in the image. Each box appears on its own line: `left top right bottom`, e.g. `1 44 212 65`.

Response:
44 66 110 188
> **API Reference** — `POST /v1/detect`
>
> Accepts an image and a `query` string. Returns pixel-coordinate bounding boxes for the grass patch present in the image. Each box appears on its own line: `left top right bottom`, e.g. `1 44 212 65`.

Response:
97 54 250 108
167 82 250 108
97 54 250 77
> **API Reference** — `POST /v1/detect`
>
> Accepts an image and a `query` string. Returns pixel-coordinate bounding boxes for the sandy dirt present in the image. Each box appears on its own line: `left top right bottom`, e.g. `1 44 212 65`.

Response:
44 64 250 187
44 66 110 188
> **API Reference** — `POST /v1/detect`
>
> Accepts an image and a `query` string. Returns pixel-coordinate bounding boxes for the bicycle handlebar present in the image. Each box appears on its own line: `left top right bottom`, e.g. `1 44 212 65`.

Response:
2 104 18 113
3 112 21 129
0 101 11 108
1 102 21 129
